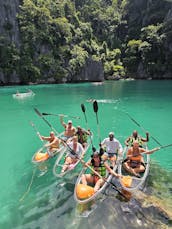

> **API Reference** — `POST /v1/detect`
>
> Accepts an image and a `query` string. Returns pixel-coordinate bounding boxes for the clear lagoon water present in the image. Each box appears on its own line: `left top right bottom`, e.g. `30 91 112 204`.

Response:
0 80 172 229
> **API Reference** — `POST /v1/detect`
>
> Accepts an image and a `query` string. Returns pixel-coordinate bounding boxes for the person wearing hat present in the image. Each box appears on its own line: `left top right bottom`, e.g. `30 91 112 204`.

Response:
60 115 76 140
81 151 121 192
100 132 123 167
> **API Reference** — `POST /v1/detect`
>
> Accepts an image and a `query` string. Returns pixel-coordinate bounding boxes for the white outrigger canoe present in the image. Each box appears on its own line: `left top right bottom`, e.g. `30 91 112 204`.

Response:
74 155 121 204
13 90 35 99
53 136 92 178
117 146 150 192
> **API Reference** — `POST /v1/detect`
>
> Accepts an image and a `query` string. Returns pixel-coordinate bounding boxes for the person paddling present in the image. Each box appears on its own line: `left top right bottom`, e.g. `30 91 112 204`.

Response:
81 151 121 192
123 140 159 177
61 136 85 173
40 131 61 156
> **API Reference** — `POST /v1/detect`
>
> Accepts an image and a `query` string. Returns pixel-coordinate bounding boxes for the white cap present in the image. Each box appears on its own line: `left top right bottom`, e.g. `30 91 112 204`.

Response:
68 120 72 124
109 132 114 136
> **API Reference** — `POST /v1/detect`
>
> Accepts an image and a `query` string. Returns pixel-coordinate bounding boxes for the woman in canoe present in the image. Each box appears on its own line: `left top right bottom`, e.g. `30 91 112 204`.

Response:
123 141 160 177
75 126 91 149
81 151 121 192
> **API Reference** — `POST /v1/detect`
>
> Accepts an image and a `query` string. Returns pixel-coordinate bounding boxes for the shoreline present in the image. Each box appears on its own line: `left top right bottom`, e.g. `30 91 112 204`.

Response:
1 77 172 87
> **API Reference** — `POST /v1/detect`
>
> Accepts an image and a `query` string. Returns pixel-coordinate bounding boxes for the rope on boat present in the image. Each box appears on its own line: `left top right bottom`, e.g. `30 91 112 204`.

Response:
19 167 37 202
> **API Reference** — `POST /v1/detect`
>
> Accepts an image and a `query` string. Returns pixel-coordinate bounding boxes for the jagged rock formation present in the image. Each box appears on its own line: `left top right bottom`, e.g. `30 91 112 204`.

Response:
67 58 104 83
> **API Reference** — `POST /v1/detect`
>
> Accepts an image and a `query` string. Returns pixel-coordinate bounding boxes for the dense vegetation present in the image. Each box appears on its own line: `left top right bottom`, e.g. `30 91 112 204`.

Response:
0 0 172 83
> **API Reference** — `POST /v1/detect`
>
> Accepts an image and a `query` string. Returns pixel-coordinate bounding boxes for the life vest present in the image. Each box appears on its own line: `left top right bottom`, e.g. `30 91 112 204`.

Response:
129 137 143 146
91 161 106 177
77 132 88 143
130 154 142 162
49 139 59 149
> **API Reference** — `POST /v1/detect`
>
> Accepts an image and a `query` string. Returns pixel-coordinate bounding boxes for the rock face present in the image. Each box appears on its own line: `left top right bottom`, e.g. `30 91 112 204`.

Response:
125 0 172 79
0 0 20 85
68 58 104 83
0 0 20 45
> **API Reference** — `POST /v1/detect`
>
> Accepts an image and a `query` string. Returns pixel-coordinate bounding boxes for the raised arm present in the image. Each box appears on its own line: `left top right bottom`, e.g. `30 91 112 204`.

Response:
141 132 149 142
144 147 160 155
41 135 50 141
60 115 66 128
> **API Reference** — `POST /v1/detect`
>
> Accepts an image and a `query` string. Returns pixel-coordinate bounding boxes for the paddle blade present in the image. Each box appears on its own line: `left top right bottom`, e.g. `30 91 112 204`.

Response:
93 100 98 113
121 176 132 188
34 108 42 117
35 152 49 162
81 104 86 113
42 112 50 116
76 184 94 199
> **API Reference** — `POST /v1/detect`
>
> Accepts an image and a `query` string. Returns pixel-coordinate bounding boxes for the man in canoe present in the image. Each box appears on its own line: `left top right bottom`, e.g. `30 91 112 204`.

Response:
60 115 76 140
100 132 123 167
34 131 61 162
61 135 85 173
125 130 149 147
81 151 121 192
41 131 61 155
123 141 160 177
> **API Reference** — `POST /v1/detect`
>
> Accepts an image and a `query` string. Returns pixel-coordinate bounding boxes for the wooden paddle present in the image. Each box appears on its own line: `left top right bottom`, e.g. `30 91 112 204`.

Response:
93 100 101 144
42 112 80 119
154 144 172 150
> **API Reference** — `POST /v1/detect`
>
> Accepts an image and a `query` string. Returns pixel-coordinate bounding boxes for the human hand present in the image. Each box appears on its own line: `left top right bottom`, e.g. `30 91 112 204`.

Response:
115 173 122 178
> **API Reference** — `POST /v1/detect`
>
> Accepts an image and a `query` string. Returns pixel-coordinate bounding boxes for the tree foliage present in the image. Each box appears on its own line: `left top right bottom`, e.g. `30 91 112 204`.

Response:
1 0 172 82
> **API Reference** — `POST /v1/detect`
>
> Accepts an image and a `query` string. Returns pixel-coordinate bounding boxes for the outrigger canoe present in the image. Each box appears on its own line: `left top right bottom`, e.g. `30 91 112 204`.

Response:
117 146 150 192
74 155 121 204
13 90 35 99
53 136 92 178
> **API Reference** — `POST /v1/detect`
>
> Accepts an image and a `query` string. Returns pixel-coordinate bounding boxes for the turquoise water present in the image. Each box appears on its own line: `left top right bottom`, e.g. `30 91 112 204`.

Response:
0 80 172 228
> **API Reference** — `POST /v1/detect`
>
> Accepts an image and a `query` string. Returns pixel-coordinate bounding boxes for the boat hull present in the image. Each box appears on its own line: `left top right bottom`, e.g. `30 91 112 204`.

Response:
74 156 121 204
118 146 150 192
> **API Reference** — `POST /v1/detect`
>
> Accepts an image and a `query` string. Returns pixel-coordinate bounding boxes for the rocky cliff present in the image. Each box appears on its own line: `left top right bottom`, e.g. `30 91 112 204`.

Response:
0 0 172 85
0 0 20 45
0 0 20 85
125 0 172 79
